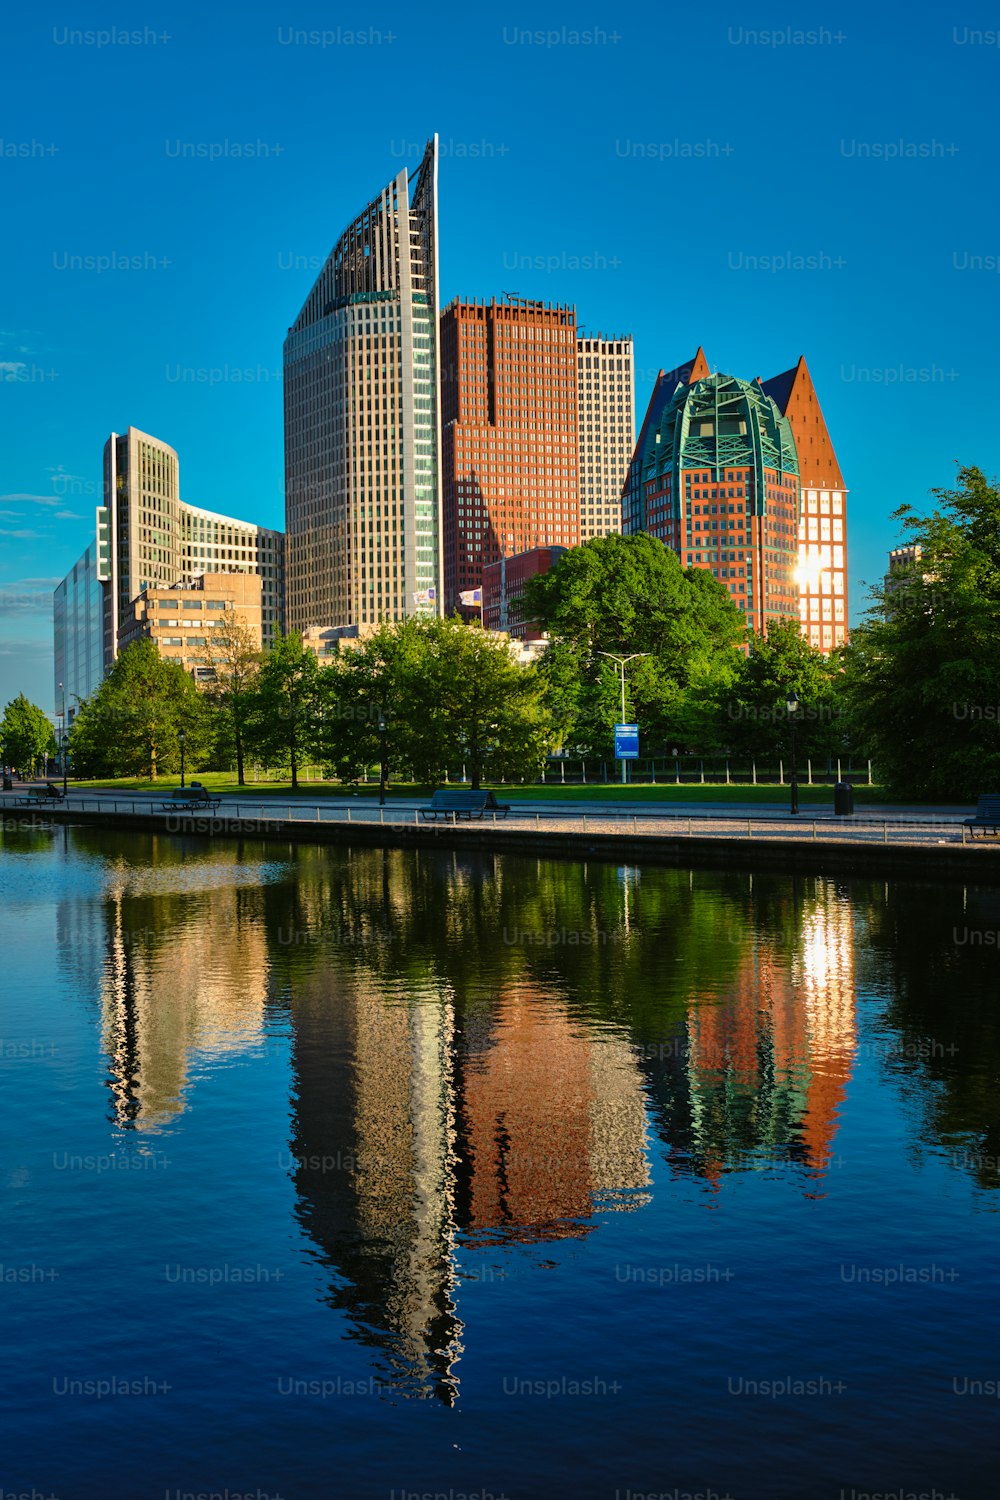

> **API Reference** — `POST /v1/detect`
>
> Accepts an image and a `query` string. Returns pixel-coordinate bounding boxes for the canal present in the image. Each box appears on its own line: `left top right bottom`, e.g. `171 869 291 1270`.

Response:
2 826 999 1498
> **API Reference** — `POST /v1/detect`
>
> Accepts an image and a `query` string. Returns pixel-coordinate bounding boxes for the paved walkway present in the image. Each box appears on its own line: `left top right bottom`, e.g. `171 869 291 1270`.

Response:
1 788 986 849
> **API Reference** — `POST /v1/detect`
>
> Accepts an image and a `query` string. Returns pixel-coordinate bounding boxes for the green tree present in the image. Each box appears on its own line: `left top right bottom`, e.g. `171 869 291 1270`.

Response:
244 632 320 789
522 534 745 757
68 641 214 779
198 610 262 786
719 619 847 764
315 618 554 787
313 622 412 785
0 694 57 776
395 617 553 787
843 465 1000 798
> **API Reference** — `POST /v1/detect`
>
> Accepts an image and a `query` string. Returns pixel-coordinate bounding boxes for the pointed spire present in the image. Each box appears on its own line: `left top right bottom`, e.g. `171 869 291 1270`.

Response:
762 355 845 489
689 346 710 381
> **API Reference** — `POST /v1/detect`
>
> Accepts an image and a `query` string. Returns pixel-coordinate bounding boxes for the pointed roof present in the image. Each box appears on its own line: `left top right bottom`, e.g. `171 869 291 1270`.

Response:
761 356 845 490
688 345 711 382
634 349 710 451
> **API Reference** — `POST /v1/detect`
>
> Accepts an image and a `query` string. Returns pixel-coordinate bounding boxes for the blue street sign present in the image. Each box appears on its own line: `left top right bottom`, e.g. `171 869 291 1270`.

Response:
614 723 639 758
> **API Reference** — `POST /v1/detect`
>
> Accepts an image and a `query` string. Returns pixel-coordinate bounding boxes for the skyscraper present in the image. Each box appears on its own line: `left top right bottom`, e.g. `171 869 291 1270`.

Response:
576 334 634 540
761 358 849 651
625 351 848 650
440 296 579 613
101 426 284 661
630 368 801 634
53 538 105 724
54 426 284 713
283 137 443 633
621 349 711 536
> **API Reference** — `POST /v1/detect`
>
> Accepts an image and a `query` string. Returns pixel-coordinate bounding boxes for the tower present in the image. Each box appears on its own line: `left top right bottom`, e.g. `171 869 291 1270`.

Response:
284 137 443 633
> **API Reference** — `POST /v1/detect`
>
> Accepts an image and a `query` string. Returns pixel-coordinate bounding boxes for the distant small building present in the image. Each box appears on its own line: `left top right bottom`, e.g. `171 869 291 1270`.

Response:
884 544 934 614
117 572 263 686
300 622 382 662
482 546 566 639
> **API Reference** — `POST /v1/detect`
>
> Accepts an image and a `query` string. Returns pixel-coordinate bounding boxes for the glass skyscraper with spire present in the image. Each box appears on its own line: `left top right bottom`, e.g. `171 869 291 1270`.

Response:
283 136 443 633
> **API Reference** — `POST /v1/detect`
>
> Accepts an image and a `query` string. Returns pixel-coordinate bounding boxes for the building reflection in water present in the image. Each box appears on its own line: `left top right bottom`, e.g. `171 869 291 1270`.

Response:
73 839 278 1130
637 877 856 1192
63 836 861 1402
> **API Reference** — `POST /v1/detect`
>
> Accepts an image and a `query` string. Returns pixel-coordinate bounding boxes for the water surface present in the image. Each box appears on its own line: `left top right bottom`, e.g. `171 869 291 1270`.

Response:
2 826 999 1498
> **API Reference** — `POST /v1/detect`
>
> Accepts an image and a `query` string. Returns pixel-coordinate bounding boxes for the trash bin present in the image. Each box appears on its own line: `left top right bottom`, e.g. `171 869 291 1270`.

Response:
2 774 11 791
834 779 854 816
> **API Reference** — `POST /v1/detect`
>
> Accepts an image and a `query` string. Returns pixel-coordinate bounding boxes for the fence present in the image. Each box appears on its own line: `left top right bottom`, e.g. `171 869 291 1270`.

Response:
536 755 873 786
0 795 972 848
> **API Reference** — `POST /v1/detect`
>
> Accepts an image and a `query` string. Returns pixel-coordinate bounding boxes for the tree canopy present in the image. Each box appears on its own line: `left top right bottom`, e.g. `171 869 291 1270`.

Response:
719 620 847 763
843 465 1000 798
68 640 213 780
521 533 745 756
316 617 552 787
0 694 56 775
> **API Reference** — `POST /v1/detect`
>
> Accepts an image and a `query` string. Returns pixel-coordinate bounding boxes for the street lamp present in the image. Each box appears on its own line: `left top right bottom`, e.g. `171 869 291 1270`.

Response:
786 689 800 815
377 713 388 808
61 732 69 796
178 728 187 790
597 652 649 785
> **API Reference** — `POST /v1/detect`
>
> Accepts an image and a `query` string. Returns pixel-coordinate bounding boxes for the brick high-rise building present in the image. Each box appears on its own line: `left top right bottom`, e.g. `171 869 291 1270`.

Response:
762 357 848 652
440 298 579 613
627 365 801 636
576 334 634 540
624 350 848 652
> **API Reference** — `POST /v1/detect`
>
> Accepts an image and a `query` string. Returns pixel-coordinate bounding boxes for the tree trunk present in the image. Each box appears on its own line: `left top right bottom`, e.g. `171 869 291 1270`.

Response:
235 720 245 787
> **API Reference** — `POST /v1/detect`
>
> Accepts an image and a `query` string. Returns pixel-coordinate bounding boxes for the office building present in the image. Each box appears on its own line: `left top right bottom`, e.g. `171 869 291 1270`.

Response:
625 350 848 651
53 537 106 724
116 572 263 685
621 349 711 537
762 357 848 651
440 297 579 614
631 368 801 634
55 426 284 708
576 335 634 540
482 544 566 638
101 427 284 658
283 136 442 634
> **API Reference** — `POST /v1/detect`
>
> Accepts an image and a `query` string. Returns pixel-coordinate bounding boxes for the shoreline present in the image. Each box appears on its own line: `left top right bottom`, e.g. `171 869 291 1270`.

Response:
3 803 1000 882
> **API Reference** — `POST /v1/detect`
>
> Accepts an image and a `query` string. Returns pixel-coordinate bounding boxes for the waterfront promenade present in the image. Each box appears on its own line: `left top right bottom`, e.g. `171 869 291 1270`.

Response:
0 786 976 843
2 786 996 879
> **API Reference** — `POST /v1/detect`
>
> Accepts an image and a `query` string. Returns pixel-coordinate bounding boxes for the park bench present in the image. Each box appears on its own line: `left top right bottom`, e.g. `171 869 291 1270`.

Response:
160 783 221 814
8 783 66 807
964 795 1000 838
419 789 511 823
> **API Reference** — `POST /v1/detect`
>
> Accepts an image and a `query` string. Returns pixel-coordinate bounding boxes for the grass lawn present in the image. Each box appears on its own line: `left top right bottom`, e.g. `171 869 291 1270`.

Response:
65 773 923 806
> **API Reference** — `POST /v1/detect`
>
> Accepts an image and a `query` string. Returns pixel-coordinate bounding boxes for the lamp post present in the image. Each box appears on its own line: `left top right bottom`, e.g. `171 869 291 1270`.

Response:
378 713 388 808
178 728 187 790
61 732 69 796
598 652 649 784
786 689 799 815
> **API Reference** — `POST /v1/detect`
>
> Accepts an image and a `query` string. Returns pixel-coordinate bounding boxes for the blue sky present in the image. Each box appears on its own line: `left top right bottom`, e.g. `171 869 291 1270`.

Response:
2 2 997 711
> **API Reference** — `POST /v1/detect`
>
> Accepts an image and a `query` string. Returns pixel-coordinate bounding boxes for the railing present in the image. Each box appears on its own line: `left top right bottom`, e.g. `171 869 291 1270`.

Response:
0 793 978 847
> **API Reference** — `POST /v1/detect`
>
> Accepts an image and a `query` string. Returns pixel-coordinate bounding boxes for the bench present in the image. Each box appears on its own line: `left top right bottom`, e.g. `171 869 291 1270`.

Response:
964 795 1000 838
160 784 221 813
8 783 66 807
419 789 511 822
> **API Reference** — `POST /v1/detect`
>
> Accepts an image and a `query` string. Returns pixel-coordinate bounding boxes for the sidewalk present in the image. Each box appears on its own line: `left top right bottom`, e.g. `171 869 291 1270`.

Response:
0 789 984 848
